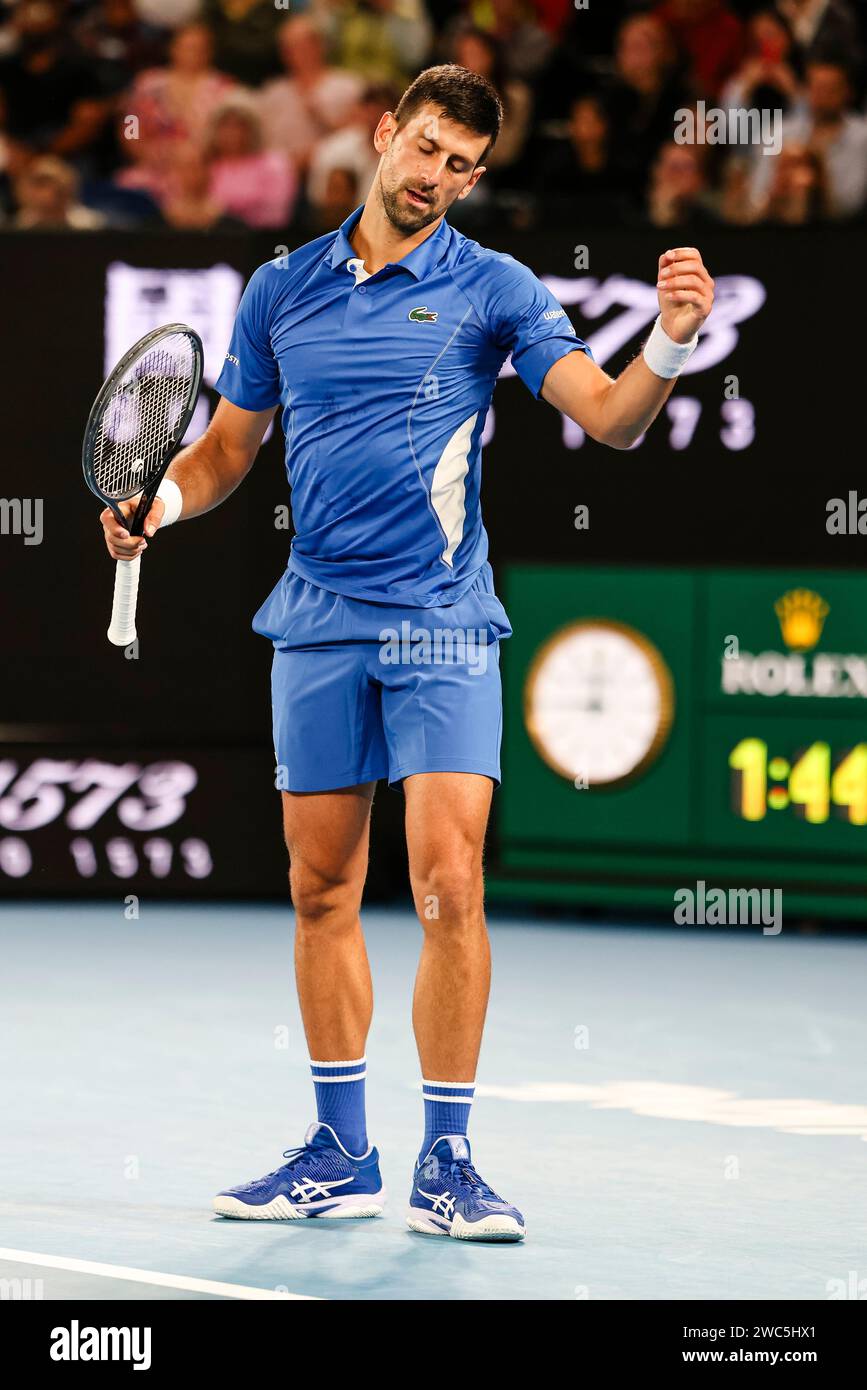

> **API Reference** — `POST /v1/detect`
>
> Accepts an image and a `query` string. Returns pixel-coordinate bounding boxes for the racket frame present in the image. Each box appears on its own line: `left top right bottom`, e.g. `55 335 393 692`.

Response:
81 322 204 535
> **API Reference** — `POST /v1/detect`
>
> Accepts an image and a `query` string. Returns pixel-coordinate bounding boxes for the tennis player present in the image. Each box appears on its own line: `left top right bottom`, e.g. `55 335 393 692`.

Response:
101 65 713 1242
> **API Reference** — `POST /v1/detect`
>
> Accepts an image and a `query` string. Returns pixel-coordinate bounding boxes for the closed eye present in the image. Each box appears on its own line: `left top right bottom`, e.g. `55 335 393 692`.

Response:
418 141 471 174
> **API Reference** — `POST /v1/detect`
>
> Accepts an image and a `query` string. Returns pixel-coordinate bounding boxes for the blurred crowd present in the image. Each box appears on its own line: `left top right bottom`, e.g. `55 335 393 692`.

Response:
2 0 867 232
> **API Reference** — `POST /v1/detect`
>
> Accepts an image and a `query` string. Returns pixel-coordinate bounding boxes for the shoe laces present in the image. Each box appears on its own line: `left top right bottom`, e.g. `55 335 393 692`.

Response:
446 1159 502 1202
279 1142 317 1172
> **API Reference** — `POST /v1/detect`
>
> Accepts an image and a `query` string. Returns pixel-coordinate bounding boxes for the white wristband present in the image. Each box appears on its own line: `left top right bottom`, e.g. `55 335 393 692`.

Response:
155 477 183 527
642 314 699 379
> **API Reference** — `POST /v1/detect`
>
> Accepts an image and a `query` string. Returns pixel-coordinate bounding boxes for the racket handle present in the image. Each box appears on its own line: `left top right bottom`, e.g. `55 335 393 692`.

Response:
107 555 141 646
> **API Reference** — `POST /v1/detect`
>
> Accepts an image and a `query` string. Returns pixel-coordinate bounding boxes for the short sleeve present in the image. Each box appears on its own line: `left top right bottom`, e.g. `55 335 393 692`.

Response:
215 264 282 411
487 256 592 399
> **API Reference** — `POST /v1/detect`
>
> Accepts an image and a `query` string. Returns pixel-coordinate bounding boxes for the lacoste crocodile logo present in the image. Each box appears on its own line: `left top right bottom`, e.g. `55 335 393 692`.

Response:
408 306 438 323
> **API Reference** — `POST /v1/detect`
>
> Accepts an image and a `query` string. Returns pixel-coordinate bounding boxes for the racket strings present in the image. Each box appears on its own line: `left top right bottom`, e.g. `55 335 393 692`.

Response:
93 333 197 500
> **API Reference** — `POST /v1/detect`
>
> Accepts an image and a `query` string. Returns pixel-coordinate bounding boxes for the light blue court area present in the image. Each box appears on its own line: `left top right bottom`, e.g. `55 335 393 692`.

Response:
1 905 865 1302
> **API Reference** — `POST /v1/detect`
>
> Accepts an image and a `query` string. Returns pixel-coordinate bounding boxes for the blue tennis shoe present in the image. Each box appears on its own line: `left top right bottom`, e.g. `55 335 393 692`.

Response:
407 1135 525 1241
213 1122 385 1220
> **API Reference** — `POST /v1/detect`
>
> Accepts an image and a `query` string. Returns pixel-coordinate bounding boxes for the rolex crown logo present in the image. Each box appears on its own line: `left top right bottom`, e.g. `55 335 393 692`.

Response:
774 589 829 651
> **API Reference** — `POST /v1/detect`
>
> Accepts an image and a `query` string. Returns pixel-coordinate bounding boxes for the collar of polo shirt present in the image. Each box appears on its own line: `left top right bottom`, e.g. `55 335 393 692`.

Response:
329 204 452 282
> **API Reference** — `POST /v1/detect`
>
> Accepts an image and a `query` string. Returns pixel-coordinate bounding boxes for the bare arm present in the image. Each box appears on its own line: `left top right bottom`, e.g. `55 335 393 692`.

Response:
101 397 277 561
542 349 677 451
542 246 715 450
162 397 277 519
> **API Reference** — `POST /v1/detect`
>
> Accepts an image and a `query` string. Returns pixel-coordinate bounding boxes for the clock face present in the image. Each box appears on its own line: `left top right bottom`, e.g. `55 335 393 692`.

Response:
524 620 674 786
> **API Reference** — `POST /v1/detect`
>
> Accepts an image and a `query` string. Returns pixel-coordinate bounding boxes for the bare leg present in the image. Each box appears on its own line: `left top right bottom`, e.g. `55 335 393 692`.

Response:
282 783 375 1060
404 772 493 1080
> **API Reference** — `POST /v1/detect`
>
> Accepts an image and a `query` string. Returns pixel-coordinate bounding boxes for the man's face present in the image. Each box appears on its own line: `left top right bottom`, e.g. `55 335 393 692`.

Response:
618 17 667 79
374 104 489 235
282 22 321 74
807 65 849 119
655 144 702 196
22 167 68 217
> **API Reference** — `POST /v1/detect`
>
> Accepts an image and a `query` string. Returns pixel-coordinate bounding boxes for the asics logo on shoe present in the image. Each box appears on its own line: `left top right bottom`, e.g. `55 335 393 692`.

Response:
290 1176 354 1203
418 1188 455 1218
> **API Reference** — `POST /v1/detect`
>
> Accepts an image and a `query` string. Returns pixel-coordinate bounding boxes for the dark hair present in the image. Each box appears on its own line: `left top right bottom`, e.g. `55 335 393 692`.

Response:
394 64 503 164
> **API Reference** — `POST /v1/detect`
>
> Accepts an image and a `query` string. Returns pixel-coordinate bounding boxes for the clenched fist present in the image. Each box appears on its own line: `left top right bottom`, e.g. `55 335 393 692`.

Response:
656 246 714 343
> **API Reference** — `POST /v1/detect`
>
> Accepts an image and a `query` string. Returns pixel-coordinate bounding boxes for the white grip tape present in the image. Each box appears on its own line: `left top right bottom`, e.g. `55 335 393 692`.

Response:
108 554 141 647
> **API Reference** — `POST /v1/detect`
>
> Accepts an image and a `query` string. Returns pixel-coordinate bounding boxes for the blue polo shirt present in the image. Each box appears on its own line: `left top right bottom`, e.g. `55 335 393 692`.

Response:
215 205 591 607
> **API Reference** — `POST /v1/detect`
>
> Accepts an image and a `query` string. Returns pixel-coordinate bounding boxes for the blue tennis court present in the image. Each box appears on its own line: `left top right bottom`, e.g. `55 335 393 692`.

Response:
1 905 863 1301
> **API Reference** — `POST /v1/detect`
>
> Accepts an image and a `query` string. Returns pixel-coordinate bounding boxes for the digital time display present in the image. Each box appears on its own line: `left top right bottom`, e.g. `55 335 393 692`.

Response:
729 738 867 825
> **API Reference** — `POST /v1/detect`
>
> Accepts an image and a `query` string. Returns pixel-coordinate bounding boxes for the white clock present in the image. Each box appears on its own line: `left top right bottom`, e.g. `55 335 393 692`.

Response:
523 620 674 787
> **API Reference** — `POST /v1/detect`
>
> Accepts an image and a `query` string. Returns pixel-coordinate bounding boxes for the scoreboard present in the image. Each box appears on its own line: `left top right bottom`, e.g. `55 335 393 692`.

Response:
0 743 284 896
490 565 867 920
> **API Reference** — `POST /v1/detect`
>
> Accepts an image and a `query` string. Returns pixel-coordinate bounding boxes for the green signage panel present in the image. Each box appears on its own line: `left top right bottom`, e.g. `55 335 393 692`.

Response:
491 565 867 919
501 567 697 847
702 569 867 713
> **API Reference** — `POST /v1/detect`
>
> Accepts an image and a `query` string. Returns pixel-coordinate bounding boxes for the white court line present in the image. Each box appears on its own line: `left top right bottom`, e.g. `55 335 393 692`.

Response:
0 1248 317 1300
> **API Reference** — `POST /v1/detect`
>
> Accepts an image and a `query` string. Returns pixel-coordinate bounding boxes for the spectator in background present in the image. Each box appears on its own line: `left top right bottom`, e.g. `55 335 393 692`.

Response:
200 0 284 86
534 92 631 217
718 151 757 223
0 85 32 212
125 22 235 151
0 89 8 213
532 0 575 42
748 59 867 217
451 26 531 173
113 105 172 201
206 94 297 228
316 0 433 86
762 140 831 220
720 8 800 113
161 140 243 230
654 0 746 98
0 0 109 160
600 13 694 202
130 0 201 28
464 0 551 81
306 83 398 215
259 16 362 171
646 138 719 224
530 1 648 125
74 0 168 97
309 164 360 231
774 0 862 74
12 153 106 227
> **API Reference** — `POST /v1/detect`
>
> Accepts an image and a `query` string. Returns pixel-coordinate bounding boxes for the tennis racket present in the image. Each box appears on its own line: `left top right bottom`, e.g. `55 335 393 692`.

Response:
83 323 203 646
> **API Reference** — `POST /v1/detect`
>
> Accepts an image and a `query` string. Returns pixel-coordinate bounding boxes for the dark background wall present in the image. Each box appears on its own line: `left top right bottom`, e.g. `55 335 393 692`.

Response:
0 224 861 898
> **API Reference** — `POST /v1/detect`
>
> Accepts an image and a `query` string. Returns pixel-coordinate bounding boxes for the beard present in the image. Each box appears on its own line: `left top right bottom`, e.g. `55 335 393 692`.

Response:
378 171 444 235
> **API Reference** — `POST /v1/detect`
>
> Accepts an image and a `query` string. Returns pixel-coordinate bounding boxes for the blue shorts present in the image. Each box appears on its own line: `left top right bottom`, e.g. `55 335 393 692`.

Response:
253 563 513 793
